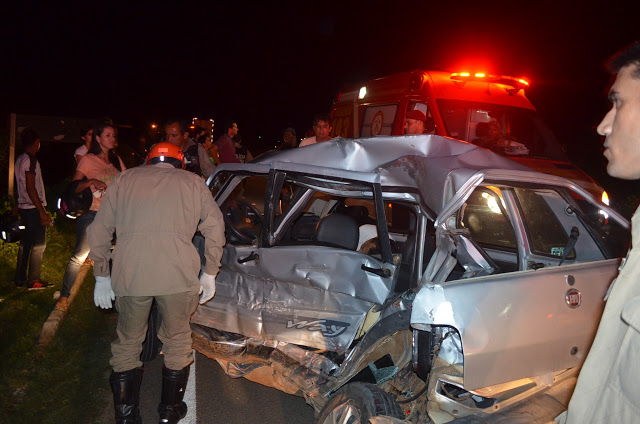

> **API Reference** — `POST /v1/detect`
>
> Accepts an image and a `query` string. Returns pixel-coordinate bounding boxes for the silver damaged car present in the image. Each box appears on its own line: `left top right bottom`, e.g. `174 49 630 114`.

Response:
191 135 630 423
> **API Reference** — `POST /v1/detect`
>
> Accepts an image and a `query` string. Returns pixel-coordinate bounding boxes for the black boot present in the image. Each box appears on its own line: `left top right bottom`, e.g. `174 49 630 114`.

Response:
158 365 189 424
109 367 144 424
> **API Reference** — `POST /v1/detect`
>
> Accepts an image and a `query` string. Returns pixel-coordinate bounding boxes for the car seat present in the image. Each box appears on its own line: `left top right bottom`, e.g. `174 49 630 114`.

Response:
315 213 359 250
475 122 489 138
394 232 437 292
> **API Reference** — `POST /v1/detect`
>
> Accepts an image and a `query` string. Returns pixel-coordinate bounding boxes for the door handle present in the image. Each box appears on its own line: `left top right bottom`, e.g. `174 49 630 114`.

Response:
361 264 392 278
238 252 259 264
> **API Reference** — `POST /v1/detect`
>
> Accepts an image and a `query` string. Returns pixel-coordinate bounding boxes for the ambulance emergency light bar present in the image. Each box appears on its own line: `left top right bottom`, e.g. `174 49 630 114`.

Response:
450 72 530 94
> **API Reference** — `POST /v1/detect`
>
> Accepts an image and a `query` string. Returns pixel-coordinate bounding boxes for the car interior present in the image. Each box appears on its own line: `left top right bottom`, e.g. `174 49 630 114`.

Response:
214 172 630 298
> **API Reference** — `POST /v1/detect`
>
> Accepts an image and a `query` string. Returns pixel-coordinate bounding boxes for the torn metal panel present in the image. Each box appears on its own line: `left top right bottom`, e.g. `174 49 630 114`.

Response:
192 244 394 351
454 235 497 278
192 329 336 398
443 372 578 423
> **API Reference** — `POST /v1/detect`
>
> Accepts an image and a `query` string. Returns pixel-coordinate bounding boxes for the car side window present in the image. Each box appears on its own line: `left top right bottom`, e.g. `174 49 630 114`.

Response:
514 188 575 259
460 187 517 251
276 186 385 255
287 192 380 252
407 101 435 133
219 175 267 245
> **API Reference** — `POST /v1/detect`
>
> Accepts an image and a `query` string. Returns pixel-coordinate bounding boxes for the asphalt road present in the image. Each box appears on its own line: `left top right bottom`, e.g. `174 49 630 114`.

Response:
99 351 316 423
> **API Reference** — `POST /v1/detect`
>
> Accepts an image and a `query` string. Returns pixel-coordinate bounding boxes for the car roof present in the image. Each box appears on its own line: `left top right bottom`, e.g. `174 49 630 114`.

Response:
247 135 532 214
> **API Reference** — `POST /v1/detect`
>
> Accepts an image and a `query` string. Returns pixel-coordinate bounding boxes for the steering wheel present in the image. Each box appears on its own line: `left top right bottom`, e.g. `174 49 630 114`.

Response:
222 198 263 244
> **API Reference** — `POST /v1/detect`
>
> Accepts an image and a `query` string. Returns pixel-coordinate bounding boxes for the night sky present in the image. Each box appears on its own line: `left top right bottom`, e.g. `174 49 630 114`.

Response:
2 1 640 200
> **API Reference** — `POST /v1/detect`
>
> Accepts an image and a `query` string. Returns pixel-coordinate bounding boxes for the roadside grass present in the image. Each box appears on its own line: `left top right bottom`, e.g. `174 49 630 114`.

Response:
0 216 116 423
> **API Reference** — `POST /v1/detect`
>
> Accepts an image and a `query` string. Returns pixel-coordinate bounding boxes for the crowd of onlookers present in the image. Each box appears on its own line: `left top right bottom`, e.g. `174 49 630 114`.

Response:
10 111 333 299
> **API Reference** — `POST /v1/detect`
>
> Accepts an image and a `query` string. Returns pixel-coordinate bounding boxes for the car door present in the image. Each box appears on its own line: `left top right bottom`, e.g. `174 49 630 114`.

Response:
412 170 630 390
193 163 399 352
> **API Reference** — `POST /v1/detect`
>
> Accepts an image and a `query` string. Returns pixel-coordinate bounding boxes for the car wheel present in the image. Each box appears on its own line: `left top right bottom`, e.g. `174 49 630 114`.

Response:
317 382 404 424
140 299 162 362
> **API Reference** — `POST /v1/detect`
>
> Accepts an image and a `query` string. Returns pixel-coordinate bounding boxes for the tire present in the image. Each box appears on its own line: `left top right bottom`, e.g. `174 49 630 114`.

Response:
317 382 405 424
140 299 162 362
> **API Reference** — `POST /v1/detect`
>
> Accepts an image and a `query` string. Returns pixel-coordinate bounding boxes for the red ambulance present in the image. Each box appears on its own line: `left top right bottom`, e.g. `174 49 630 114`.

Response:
330 70 608 205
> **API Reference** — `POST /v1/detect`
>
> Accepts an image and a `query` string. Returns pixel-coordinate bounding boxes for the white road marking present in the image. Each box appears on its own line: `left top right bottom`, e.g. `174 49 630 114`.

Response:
183 349 197 423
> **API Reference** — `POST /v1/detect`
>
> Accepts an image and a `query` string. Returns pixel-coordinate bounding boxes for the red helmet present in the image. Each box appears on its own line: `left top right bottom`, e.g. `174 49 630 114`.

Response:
147 142 184 168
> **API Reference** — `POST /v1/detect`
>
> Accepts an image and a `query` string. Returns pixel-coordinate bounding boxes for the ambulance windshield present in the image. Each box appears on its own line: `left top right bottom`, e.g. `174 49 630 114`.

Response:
437 99 568 161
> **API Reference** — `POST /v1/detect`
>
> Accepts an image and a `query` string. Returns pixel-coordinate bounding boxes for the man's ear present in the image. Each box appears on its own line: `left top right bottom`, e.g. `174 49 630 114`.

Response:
183 132 190 139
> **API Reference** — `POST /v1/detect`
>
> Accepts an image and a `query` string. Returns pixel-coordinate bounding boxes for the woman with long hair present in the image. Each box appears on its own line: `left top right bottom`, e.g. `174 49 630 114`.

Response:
56 123 125 311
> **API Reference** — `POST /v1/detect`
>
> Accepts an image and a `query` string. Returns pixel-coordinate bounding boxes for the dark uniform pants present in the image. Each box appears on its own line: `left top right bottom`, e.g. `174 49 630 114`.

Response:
111 292 199 372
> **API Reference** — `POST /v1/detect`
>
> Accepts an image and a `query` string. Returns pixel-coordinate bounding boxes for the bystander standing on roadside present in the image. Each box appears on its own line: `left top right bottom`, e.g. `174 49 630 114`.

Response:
197 134 220 166
556 40 640 424
164 118 215 178
214 120 241 163
193 125 206 142
278 127 298 150
74 127 93 164
14 128 54 289
299 114 333 147
233 134 253 163
88 142 225 424
55 123 126 312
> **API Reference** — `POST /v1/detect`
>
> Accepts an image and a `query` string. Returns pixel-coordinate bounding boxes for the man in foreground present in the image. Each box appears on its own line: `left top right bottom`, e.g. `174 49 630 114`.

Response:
557 41 640 423
88 142 225 424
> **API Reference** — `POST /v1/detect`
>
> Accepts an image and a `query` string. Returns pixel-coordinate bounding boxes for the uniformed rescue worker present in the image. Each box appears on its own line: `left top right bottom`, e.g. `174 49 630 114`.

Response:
403 109 427 135
87 142 225 424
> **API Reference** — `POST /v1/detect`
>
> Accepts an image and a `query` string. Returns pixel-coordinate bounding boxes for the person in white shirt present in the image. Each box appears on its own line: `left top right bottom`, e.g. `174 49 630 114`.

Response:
299 113 333 147
14 127 54 289
74 127 93 164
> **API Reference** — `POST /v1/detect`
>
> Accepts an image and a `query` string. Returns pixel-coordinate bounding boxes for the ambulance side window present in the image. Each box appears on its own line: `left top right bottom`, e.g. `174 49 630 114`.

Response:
361 104 398 137
407 101 435 133
408 101 428 116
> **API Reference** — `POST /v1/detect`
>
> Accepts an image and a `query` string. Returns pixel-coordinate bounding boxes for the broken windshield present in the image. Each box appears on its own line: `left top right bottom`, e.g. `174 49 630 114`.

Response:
437 99 568 161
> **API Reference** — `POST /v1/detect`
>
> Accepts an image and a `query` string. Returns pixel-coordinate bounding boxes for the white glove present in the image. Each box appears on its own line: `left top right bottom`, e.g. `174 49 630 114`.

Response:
199 272 216 304
94 275 115 309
